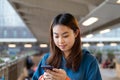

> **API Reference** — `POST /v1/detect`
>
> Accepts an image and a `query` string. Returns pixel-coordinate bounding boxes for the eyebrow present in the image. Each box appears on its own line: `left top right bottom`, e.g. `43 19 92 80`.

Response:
53 32 69 35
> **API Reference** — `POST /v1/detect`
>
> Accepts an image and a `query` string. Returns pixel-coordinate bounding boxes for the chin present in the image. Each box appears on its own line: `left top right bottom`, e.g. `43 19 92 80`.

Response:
60 49 68 52
60 48 66 52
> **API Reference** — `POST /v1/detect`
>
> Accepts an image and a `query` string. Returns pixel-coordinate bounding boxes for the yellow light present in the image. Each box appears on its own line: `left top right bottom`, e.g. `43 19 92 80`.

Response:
40 44 48 48
8 44 16 48
82 17 98 26
110 43 117 46
24 44 32 48
117 0 120 4
96 43 104 47
100 29 110 34
86 34 93 38
83 43 90 47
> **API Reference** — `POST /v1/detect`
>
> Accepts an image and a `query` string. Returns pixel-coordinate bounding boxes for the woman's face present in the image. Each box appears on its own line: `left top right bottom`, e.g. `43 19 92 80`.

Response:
53 24 77 54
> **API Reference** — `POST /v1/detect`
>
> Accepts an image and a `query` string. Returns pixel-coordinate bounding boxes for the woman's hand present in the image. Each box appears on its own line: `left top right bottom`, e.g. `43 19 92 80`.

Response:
43 72 54 80
43 68 68 80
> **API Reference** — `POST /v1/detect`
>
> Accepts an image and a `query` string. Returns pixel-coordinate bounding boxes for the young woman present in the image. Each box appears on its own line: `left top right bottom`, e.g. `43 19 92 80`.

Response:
32 13 102 80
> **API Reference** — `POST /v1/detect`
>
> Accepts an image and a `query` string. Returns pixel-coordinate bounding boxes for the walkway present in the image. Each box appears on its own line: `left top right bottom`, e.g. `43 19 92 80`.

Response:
100 68 120 80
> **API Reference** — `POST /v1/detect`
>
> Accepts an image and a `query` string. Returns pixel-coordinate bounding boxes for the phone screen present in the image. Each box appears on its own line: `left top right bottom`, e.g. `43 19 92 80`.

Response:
41 65 53 70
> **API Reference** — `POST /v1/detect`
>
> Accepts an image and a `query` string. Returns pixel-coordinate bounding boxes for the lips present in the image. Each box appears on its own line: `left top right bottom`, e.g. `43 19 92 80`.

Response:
59 45 66 49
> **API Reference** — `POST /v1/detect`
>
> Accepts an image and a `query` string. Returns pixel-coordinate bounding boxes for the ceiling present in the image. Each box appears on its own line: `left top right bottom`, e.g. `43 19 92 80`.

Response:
8 0 120 43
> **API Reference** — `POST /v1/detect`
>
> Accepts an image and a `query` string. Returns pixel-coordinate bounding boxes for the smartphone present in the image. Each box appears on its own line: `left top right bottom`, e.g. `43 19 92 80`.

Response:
41 65 53 70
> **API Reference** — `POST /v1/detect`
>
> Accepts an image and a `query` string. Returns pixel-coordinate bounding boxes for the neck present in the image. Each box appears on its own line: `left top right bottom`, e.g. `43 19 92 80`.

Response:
63 51 70 58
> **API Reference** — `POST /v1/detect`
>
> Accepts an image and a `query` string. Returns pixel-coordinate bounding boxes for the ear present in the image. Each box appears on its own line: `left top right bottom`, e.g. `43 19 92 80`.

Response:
74 29 80 38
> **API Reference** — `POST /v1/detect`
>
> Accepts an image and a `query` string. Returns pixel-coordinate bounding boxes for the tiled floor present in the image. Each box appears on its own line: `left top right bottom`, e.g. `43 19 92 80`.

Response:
100 68 120 80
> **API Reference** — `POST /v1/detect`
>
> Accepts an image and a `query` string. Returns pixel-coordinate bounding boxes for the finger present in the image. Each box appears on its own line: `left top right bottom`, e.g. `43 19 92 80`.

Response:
44 78 52 80
45 71 58 79
43 73 55 80
44 72 53 78
53 68 65 74
44 76 52 80
52 68 60 72
46 69 59 76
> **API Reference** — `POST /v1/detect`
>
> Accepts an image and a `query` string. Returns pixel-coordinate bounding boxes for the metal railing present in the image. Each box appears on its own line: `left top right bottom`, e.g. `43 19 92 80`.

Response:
0 58 25 80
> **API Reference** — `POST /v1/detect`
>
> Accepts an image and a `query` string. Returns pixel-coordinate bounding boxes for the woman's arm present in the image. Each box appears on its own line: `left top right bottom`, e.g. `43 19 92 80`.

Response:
32 53 50 80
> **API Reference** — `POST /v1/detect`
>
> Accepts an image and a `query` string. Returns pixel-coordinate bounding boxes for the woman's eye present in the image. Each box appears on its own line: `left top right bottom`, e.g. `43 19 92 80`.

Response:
55 36 59 38
63 35 69 38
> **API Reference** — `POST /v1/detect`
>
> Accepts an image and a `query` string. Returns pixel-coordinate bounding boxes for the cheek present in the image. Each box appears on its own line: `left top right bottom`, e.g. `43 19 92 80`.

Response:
68 38 75 46
65 36 75 47
53 37 58 45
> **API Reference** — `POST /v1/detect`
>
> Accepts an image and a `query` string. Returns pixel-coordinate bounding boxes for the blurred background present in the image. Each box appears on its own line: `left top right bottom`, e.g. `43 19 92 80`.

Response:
0 0 120 80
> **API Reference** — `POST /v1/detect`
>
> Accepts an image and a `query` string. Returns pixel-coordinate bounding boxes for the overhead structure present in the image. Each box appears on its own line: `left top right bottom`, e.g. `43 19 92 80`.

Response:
8 0 120 43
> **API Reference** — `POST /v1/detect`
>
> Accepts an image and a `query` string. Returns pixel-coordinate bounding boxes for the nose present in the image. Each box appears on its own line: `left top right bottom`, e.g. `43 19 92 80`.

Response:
59 37 65 44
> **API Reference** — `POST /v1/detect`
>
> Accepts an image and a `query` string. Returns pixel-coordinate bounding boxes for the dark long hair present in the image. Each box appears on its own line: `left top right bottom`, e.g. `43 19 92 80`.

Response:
47 13 82 71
